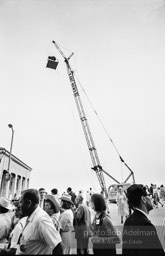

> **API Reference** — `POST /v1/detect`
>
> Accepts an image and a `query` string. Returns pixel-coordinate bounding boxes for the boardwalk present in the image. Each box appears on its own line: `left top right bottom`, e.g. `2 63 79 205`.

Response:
149 205 165 251
71 202 165 254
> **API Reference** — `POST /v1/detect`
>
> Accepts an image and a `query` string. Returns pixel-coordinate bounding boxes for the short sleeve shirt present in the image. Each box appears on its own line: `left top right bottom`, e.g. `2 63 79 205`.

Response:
0 213 12 241
59 209 73 231
10 217 27 248
17 206 61 254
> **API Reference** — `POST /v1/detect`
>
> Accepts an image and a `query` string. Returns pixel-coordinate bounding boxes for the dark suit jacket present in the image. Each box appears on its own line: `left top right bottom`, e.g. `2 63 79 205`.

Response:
122 209 165 256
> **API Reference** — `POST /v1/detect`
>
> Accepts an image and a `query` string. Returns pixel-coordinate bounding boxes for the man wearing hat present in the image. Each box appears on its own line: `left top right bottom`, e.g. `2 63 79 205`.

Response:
0 197 15 243
122 184 165 256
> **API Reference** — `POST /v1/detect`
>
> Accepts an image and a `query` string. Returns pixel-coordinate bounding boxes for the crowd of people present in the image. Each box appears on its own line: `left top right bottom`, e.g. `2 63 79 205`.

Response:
0 183 164 255
145 184 165 208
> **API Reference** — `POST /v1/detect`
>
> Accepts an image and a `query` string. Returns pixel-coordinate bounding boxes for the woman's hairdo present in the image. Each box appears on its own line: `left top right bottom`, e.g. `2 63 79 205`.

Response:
91 193 106 212
44 199 56 211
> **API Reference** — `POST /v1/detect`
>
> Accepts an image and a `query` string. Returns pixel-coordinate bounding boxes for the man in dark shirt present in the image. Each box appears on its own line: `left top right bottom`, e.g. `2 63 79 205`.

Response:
74 195 91 255
67 187 76 205
149 183 154 198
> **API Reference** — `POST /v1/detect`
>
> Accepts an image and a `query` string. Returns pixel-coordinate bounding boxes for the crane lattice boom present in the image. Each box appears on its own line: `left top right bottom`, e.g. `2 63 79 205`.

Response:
52 41 108 198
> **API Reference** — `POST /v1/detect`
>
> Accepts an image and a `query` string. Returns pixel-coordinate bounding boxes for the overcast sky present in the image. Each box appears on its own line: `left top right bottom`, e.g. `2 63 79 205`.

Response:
1 0 165 194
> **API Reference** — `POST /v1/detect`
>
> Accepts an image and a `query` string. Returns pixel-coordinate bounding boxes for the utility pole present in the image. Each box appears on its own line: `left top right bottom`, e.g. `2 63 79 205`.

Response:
4 124 14 198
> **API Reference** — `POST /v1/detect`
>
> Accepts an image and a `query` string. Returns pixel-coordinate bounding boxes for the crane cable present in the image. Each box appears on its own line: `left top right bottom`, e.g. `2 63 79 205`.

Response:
74 73 131 172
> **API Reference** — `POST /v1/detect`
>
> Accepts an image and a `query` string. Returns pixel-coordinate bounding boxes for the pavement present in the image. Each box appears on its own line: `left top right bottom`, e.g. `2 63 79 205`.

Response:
149 204 165 250
71 202 165 254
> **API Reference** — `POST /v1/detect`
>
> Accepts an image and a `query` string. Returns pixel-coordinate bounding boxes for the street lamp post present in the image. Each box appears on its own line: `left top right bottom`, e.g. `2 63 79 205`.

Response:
4 124 14 198
7 124 14 174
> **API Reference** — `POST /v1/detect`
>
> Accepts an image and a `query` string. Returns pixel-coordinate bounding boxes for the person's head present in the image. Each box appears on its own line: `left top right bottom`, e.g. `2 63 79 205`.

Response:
15 203 24 219
118 186 124 194
44 194 60 216
60 194 73 209
90 193 106 213
51 188 58 195
75 195 83 207
67 187 72 194
38 188 46 199
160 185 164 191
12 199 23 218
126 184 153 214
19 189 39 217
0 197 15 213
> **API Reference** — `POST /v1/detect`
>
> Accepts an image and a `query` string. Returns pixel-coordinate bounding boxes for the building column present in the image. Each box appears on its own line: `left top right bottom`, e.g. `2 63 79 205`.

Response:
0 171 6 197
21 177 25 192
24 177 27 190
17 176 22 198
8 174 14 200
27 178 30 189
4 179 10 199
12 174 17 198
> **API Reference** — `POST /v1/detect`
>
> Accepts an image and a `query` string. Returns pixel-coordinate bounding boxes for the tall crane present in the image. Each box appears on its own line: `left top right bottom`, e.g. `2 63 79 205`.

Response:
49 41 122 198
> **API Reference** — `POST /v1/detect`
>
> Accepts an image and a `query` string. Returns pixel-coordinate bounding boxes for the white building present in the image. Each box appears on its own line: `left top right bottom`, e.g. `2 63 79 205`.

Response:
0 147 32 199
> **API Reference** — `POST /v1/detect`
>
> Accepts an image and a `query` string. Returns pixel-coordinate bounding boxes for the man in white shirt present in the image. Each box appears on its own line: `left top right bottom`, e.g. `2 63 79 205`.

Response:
17 189 63 255
38 188 46 209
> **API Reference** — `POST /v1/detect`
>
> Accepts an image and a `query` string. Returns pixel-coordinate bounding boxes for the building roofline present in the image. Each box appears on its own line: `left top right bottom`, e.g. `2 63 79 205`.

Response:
0 147 32 171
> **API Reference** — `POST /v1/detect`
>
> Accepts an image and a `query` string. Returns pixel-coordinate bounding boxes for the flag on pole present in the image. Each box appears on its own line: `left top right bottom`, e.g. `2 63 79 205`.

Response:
46 56 59 70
